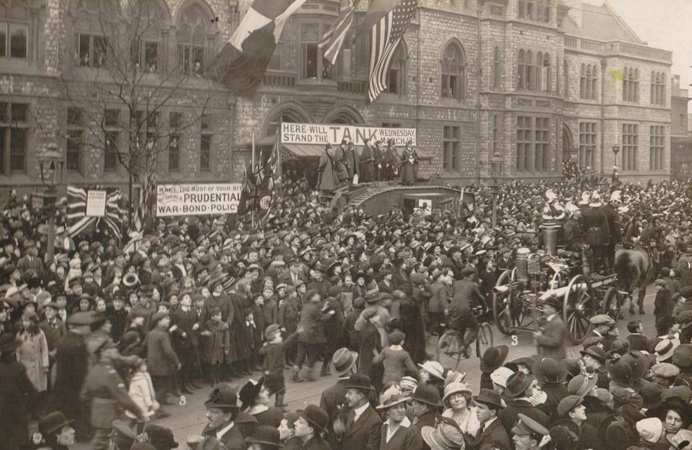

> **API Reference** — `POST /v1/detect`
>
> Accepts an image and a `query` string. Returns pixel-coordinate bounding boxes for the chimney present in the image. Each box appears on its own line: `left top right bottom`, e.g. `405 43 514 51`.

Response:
561 0 583 28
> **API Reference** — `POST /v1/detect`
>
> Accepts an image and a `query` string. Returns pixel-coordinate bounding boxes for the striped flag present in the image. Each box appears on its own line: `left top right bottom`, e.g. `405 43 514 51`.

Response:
66 186 123 240
364 0 419 103
207 0 307 96
319 0 360 65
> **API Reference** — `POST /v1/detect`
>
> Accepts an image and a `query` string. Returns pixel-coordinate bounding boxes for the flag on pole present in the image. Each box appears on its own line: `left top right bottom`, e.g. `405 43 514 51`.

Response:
66 186 123 240
207 0 308 95
363 0 419 103
257 132 281 225
319 0 360 65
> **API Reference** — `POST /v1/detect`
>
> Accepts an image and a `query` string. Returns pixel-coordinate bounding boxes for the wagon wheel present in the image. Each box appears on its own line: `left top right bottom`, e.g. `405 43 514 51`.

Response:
492 270 514 336
602 287 623 322
563 275 595 344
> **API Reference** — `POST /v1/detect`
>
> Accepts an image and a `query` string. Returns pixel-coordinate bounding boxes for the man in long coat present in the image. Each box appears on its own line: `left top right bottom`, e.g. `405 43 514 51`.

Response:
318 144 337 193
359 139 375 183
533 296 567 359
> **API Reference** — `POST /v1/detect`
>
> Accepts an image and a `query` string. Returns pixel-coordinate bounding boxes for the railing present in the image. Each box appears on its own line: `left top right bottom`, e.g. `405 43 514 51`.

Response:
338 79 368 95
580 39 603 51
615 42 672 63
263 72 296 89
564 36 577 48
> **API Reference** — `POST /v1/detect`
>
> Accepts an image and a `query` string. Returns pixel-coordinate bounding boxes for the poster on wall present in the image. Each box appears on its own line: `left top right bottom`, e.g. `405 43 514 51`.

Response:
280 122 416 146
156 184 242 217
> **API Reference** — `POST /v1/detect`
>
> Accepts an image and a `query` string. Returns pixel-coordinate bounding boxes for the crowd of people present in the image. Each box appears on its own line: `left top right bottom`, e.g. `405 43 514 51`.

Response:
1 166 692 450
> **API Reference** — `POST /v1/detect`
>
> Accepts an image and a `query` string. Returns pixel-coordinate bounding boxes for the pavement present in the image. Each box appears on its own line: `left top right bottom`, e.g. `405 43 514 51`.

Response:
72 286 658 448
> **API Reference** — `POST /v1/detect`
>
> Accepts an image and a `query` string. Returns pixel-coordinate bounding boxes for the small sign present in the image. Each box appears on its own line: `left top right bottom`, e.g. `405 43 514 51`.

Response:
417 199 432 216
86 190 107 217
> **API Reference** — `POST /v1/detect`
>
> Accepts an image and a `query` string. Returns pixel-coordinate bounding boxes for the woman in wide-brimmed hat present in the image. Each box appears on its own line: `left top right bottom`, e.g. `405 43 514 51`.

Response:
441 382 480 438
376 386 422 450
421 417 465 450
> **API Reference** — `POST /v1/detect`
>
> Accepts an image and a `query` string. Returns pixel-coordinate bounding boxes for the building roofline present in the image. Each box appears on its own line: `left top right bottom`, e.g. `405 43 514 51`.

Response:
601 0 645 45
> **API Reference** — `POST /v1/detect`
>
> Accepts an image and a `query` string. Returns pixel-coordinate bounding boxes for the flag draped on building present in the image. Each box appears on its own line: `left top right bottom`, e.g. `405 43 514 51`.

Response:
319 0 359 65
66 186 123 240
207 0 308 96
362 0 419 103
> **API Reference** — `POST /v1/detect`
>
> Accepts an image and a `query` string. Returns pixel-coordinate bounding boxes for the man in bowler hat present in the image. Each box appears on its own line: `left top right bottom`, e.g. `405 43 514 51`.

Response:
533 294 567 359
335 373 382 450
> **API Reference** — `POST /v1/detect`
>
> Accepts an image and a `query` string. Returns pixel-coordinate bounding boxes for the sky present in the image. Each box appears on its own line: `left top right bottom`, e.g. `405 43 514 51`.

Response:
596 0 692 108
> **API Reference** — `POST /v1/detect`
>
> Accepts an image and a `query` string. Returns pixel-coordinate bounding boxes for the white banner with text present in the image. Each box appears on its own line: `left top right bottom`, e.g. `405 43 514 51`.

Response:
156 184 242 217
280 122 416 146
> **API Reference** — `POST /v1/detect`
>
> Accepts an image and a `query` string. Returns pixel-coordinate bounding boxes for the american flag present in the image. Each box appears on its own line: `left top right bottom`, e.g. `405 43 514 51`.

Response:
319 0 360 65
367 0 419 103
66 185 123 240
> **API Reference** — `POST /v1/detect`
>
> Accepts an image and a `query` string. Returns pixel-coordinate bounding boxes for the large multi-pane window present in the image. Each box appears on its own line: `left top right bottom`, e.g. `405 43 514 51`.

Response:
73 0 114 68
580 64 598 100
66 107 83 173
301 23 332 81
492 47 501 90
518 0 550 22
385 42 406 96
578 122 597 169
623 67 639 102
0 102 28 174
441 42 465 99
491 114 501 155
650 72 666 105
442 125 460 171
169 112 182 172
200 113 212 172
177 4 209 76
104 109 119 172
621 124 638 170
517 116 551 172
1 0 29 59
650 125 665 170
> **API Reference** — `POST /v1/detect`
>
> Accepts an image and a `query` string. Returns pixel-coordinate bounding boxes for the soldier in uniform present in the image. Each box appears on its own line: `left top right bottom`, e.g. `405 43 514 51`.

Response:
603 191 623 270
81 339 144 450
374 140 386 182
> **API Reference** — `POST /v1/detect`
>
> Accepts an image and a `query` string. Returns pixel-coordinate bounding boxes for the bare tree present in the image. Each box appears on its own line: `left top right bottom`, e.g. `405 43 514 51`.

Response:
55 0 213 225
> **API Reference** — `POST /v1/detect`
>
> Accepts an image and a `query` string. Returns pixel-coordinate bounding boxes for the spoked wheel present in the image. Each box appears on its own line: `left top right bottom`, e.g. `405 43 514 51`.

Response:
563 275 596 344
493 270 516 336
476 322 494 358
603 287 623 322
436 331 464 371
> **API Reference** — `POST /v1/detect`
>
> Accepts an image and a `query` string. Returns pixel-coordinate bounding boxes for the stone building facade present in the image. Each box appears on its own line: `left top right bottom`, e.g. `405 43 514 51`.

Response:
671 75 691 179
0 0 673 196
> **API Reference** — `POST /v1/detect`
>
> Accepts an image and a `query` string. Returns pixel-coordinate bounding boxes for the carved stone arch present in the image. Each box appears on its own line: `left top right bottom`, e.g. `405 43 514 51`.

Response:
322 105 365 125
173 0 215 25
260 101 314 138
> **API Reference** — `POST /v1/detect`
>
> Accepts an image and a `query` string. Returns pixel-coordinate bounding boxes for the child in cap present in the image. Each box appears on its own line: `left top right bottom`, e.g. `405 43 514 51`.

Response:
201 307 229 386
260 323 302 411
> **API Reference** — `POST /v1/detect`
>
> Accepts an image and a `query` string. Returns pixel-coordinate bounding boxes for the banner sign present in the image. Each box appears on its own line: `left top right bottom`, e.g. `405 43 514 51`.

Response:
156 184 242 217
281 122 416 146
86 190 107 217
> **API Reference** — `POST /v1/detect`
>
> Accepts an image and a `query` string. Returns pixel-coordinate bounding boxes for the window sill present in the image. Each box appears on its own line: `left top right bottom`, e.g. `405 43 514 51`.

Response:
439 96 464 106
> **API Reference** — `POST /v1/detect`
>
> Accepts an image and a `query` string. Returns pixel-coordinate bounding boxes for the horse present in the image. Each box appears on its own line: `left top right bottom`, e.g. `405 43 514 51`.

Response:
614 246 652 314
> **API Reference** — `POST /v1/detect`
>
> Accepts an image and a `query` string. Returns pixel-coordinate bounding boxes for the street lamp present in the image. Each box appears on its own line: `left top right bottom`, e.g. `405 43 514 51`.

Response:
612 144 620 169
490 151 504 228
38 143 64 264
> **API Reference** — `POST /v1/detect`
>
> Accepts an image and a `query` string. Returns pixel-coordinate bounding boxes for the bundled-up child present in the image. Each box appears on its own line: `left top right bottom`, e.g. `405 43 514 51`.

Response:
126 359 159 433
202 307 230 386
259 324 301 411
373 330 417 385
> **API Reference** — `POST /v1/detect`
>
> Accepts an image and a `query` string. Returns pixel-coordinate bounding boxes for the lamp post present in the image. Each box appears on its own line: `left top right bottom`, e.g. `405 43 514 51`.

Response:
490 151 504 228
39 143 64 264
612 144 620 169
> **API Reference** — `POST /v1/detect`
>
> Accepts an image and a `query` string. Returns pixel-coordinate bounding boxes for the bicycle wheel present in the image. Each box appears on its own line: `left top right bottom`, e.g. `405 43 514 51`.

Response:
436 331 463 371
476 322 494 358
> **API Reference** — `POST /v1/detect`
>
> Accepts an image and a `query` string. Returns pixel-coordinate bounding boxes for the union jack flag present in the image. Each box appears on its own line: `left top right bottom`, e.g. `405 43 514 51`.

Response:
319 0 360 65
365 0 419 103
66 185 123 240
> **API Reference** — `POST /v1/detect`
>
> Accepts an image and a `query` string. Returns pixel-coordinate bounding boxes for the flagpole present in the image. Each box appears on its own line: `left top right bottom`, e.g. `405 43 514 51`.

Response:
252 133 256 229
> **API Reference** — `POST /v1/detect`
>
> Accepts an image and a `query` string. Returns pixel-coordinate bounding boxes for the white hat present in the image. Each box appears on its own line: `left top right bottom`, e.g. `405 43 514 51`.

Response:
636 418 663 444
655 338 676 362
610 190 622 203
490 367 514 388
545 189 557 203
589 191 602 207
418 361 445 381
